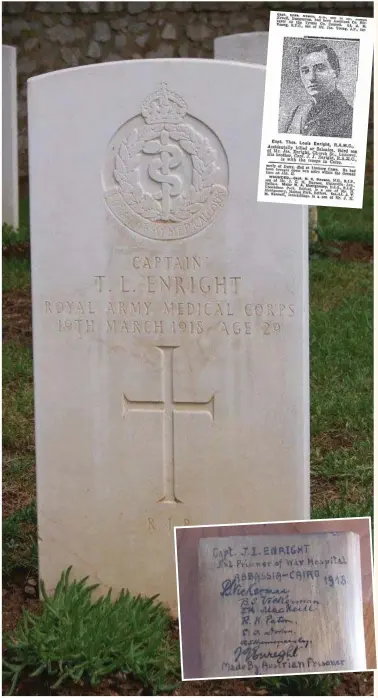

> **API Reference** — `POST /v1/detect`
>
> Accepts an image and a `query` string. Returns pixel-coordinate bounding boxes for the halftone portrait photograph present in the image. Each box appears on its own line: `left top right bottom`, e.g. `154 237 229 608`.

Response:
278 37 359 138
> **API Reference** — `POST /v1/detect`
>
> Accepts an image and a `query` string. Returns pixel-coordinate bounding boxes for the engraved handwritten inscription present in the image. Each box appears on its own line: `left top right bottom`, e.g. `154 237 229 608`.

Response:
199 534 363 678
103 83 229 240
123 346 214 504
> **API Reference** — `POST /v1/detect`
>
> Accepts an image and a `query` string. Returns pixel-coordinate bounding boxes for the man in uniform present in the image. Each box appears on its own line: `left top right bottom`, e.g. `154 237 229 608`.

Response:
284 43 353 138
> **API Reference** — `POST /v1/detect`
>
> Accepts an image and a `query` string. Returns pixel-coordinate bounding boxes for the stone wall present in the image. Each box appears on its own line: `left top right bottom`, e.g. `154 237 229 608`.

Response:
3 1 374 179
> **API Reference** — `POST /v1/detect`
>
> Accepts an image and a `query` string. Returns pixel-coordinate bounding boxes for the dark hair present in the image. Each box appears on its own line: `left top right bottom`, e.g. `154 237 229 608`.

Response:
297 43 340 77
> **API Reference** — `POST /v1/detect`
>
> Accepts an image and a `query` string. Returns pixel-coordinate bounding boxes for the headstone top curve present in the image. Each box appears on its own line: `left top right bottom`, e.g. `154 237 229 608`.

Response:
27 58 266 86
215 32 268 41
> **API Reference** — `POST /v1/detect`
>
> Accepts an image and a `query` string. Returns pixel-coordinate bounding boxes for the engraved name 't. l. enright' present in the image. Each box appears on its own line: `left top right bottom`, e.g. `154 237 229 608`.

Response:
94 274 242 295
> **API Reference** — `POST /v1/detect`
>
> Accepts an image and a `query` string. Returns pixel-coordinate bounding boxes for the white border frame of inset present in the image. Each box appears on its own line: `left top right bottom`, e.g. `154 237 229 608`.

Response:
257 11 374 208
174 516 375 682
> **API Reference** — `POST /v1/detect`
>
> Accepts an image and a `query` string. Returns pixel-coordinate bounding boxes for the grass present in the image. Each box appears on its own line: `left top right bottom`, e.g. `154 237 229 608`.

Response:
3 258 31 293
3 341 36 577
2 194 373 695
2 501 38 579
3 568 180 696
2 197 30 244
311 264 372 435
309 260 373 520
3 343 34 455
318 186 373 244
310 259 372 310
316 146 373 245
14 183 373 245
260 672 340 696
3 216 31 292
3 222 29 247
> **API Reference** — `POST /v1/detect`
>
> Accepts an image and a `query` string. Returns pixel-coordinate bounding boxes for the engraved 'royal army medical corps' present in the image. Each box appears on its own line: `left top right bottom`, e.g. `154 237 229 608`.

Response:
103 83 229 241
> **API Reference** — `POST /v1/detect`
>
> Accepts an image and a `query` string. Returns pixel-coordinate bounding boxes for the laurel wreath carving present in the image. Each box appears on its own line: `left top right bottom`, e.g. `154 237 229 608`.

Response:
113 122 219 222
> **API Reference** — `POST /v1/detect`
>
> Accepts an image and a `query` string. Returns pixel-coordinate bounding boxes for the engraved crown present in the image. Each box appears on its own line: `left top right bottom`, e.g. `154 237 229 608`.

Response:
141 83 187 124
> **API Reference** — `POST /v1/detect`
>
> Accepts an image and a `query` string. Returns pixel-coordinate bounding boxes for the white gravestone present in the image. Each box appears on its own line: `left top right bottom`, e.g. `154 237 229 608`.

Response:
214 32 268 65
2 45 19 228
29 60 309 611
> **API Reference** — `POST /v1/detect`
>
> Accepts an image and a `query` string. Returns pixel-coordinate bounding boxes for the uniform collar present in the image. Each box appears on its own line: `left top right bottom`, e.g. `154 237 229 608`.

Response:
309 89 346 117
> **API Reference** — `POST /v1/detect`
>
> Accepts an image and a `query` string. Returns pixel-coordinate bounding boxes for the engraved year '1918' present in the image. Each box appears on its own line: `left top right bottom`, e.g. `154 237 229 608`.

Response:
102 83 228 240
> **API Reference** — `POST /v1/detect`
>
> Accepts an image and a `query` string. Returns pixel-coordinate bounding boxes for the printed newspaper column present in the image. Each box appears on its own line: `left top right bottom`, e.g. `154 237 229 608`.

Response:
214 33 319 242
258 12 374 208
198 533 366 678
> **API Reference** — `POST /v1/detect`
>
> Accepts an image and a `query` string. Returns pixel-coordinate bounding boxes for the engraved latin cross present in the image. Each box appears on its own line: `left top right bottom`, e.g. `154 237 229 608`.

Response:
122 346 214 503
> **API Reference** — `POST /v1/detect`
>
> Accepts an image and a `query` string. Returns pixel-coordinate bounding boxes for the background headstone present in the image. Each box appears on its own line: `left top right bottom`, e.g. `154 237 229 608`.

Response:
2 44 19 228
215 32 318 240
3 2 374 179
29 59 309 611
214 32 269 65
198 533 366 678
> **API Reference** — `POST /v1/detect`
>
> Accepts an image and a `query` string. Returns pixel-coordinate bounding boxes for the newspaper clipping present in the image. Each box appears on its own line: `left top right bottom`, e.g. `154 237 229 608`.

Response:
257 12 373 208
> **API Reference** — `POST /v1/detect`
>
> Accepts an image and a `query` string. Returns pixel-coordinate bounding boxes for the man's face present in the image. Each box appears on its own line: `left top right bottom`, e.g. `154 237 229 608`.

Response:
299 50 337 99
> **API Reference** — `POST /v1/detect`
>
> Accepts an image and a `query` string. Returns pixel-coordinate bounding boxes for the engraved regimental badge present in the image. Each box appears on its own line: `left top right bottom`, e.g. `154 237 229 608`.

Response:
103 83 228 240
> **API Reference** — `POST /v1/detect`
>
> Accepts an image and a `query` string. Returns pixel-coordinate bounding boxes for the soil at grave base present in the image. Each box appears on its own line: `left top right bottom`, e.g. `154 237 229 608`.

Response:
2 574 374 697
326 241 373 262
2 242 30 258
3 289 32 344
2 240 374 264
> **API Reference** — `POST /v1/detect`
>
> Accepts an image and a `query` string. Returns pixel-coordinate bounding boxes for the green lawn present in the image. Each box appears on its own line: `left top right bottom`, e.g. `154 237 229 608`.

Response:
3 258 31 292
318 187 373 243
317 147 373 245
13 182 374 245
310 260 373 519
2 195 373 695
